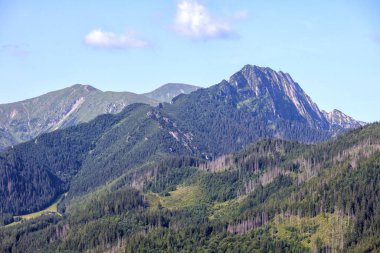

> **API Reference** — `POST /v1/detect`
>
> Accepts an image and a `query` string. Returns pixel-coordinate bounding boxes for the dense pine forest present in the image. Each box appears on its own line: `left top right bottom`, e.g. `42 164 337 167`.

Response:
0 123 379 252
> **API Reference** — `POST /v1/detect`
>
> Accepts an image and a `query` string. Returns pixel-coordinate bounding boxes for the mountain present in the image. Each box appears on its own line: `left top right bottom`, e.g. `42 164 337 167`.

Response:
0 84 156 150
1 122 379 252
0 68 363 152
228 65 329 129
0 83 199 151
0 103 196 215
0 64 363 214
322 109 366 129
160 65 364 156
143 83 200 103
0 64 375 252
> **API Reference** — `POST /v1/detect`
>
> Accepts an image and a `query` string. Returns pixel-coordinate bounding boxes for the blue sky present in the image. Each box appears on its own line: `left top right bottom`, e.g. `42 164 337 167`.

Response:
0 0 379 122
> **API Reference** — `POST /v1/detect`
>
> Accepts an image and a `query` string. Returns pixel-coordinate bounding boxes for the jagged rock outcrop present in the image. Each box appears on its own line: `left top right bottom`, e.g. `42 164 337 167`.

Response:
228 65 330 130
322 109 366 129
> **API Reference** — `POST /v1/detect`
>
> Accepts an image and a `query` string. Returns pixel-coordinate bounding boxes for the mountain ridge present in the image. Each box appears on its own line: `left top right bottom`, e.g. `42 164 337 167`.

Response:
143 83 200 103
322 109 366 129
0 83 199 150
0 65 377 252
0 64 366 215
0 66 365 151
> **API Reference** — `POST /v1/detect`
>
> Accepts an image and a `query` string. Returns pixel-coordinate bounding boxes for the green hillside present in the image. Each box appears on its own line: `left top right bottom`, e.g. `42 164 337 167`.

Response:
0 123 379 252
0 84 157 151
0 65 375 252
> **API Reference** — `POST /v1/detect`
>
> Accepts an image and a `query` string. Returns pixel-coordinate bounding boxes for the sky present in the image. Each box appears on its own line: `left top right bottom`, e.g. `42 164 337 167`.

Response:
0 0 379 122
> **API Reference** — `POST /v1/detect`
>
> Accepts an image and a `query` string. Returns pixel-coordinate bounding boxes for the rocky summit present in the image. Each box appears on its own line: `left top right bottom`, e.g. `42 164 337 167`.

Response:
322 109 366 129
228 65 329 129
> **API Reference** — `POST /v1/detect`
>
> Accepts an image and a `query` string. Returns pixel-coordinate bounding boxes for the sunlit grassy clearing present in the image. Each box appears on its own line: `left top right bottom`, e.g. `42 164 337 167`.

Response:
272 212 351 251
16 193 66 220
147 185 201 210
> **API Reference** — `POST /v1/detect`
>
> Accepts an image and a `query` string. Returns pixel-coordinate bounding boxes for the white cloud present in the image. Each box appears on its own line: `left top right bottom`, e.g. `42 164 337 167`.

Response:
173 0 233 40
84 29 149 49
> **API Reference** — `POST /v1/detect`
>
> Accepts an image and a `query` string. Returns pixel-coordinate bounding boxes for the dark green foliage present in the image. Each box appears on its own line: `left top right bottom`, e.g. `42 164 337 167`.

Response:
0 104 147 215
69 187 146 223
1 123 380 251
0 213 14 226
67 104 192 197
124 225 311 253
144 167 197 195
0 103 196 214
0 72 351 215
162 83 332 158
198 171 241 202
0 215 62 253
0 83 377 252
0 112 119 215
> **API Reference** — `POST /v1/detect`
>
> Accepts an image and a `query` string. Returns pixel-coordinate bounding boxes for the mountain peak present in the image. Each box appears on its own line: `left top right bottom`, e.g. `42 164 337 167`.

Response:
322 109 366 129
233 65 365 131
241 64 270 71
227 65 328 129
143 83 200 103
70 84 99 92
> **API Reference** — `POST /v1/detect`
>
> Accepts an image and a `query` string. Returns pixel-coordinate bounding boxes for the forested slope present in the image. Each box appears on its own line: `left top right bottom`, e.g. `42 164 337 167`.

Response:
0 123 379 252
0 65 373 252
0 66 350 215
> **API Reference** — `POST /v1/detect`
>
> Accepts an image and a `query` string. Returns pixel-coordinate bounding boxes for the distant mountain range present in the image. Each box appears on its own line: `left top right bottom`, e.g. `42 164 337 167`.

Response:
0 64 367 213
0 64 376 253
0 83 199 150
0 66 364 151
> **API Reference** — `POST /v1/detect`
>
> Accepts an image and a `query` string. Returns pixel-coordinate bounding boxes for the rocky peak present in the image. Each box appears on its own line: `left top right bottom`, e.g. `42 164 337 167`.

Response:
322 109 366 129
227 65 329 129
70 84 99 92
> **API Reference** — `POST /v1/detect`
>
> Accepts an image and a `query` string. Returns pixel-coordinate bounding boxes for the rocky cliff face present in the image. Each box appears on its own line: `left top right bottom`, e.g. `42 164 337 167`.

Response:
322 109 366 129
228 65 329 130
225 65 366 131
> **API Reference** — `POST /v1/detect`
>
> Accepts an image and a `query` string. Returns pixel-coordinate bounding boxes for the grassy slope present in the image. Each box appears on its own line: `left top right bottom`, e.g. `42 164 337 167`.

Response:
3 193 66 228
272 213 351 251
16 193 66 220
147 185 202 211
